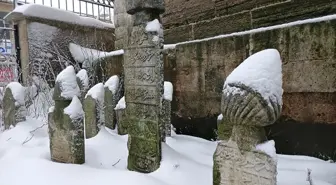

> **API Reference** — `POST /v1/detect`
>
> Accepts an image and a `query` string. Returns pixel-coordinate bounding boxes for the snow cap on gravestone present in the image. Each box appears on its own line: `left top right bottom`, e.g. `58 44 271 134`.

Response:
126 0 165 15
224 49 283 108
53 66 81 101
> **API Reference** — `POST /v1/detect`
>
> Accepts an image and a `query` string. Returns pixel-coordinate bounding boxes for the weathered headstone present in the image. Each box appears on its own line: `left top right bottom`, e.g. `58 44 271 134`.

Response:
48 66 85 164
160 81 173 142
84 83 105 138
76 69 89 101
115 96 127 135
3 82 26 129
124 0 165 173
104 75 120 130
213 49 282 185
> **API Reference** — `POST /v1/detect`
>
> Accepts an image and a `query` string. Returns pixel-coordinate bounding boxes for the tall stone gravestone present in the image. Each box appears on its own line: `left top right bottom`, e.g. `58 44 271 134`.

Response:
3 82 27 129
104 75 120 130
84 83 105 138
213 49 282 185
48 66 85 164
124 0 165 173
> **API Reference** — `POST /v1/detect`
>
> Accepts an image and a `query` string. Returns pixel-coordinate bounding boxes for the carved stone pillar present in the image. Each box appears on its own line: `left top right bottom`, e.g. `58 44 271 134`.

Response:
124 0 165 173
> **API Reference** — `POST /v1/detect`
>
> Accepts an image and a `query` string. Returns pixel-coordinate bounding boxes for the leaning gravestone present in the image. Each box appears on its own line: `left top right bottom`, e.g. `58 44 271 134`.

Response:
3 82 26 129
84 83 105 138
160 81 173 142
213 49 282 185
104 75 120 130
48 66 85 164
124 0 165 173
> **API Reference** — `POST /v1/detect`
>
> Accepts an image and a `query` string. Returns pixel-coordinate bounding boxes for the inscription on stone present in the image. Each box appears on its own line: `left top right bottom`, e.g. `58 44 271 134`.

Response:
124 67 159 86
125 86 158 105
124 48 161 67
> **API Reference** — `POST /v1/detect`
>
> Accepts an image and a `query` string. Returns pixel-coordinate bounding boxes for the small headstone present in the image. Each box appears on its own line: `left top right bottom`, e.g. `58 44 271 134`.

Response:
115 96 127 135
104 75 120 130
84 83 104 138
48 66 84 164
3 82 26 129
214 49 282 185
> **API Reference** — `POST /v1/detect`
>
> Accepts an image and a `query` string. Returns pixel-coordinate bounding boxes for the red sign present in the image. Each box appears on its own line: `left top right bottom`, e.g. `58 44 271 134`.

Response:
0 66 15 83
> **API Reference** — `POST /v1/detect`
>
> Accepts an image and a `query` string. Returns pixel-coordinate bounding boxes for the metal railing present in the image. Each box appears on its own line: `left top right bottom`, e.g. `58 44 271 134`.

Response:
0 0 114 23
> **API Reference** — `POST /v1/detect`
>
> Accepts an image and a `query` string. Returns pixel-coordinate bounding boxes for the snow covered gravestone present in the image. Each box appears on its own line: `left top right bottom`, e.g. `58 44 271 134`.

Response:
104 75 120 130
213 49 282 185
84 83 104 138
76 69 89 101
48 66 85 164
3 82 27 129
160 81 173 142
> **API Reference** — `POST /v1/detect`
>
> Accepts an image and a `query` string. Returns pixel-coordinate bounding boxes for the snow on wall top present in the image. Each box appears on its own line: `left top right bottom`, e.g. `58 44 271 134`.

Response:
69 43 124 67
104 75 119 94
164 14 336 48
55 66 81 99
76 69 89 90
224 49 283 106
163 81 173 101
5 82 25 106
115 96 125 110
64 96 84 120
7 4 114 29
85 83 104 103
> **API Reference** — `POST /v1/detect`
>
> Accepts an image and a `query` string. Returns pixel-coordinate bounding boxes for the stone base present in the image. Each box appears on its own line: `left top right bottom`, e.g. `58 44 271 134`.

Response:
213 141 277 185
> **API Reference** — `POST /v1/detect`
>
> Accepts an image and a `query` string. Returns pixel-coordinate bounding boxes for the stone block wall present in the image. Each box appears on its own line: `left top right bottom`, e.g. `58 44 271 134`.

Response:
101 18 336 159
162 0 336 43
6 14 115 86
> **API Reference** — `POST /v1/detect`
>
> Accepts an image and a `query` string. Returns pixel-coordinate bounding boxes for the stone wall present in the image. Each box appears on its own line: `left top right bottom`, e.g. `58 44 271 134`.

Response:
162 0 336 43
102 18 336 159
6 14 114 86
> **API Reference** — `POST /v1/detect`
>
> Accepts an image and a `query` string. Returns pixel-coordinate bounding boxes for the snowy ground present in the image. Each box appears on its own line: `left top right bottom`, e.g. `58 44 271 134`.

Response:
0 118 336 185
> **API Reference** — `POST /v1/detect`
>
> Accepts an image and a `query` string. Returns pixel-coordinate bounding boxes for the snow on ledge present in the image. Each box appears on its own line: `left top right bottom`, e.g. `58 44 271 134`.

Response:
167 14 336 47
69 43 124 65
5 4 114 29
115 96 126 110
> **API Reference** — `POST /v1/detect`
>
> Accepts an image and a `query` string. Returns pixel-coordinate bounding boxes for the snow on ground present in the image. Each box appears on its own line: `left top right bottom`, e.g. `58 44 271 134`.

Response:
0 118 336 185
